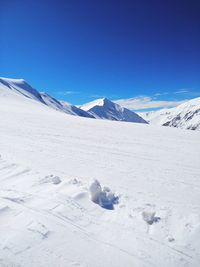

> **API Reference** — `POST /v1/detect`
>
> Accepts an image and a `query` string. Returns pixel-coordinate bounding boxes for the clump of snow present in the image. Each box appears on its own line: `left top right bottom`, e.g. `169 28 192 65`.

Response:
68 178 82 185
40 174 61 185
142 211 161 225
52 176 62 184
89 179 119 210
89 179 102 203
168 236 175 242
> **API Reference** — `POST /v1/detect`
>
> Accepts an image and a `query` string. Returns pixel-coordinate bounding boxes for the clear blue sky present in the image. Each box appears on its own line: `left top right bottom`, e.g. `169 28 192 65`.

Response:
0 0 200 107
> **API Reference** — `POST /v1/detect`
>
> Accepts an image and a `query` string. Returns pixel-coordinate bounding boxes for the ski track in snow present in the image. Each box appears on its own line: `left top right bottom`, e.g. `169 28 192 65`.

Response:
0 155 200 267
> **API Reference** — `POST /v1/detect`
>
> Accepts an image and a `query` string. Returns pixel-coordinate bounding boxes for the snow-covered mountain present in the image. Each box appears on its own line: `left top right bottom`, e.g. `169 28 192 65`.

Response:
81 98 148 123
140 97 200 130
0 77 200 267
0 77 94 118
0 77 148 123
0 77 46 104
40 92 94 118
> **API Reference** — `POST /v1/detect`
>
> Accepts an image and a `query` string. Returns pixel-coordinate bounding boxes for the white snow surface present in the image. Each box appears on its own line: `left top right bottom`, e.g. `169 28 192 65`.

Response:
140 97 200 130
80 97 147 123
0 78 200 267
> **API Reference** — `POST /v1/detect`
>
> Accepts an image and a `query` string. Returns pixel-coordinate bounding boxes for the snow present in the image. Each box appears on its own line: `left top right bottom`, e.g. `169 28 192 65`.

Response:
140 97 200 130
80 98 107 110
0 78 200 266
89 179 118 210
0 77 146 122
0 77 46 104
40 93 94 118
0 77 93 119
81 97 148 123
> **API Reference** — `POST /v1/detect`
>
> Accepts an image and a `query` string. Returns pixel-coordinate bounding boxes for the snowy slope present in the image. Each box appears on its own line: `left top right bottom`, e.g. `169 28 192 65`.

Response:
60 100 95 118
81 98 147 123
0 77 94 118
0 80 200 267
140 97 200 130
0 77 46 103
40 93 94 118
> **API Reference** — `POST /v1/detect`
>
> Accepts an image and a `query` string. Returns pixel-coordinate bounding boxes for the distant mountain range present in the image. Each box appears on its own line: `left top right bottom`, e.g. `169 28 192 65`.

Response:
0 77 147 124
139 97 200 131
1 77 199 130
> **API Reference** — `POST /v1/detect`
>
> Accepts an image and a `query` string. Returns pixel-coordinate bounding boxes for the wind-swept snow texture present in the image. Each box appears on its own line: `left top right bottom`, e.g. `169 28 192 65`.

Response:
0 78 200 267
140 97 200 130
81 97 148 123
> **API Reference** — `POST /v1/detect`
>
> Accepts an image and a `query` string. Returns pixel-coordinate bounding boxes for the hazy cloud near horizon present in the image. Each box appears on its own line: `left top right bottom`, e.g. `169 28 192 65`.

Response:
114 96 187 110
57 90 79 96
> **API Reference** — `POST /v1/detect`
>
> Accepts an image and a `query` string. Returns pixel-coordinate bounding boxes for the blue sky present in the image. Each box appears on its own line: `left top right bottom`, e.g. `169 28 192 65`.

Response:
0 0 200 109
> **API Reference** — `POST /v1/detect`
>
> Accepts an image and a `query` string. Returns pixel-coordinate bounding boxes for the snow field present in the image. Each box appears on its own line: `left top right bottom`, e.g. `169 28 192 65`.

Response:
0 79 200 266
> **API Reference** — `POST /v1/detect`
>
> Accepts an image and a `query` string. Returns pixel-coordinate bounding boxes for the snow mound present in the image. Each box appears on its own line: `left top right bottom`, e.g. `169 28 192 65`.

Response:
40 174 62 185
89 179 119 210
142 211 161 225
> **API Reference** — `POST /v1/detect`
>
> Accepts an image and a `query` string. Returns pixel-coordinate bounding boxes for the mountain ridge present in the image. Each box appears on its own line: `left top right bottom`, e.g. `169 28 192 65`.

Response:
140 97 200 130
81 97 147 123
0 77 94 118
0 77 147 124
